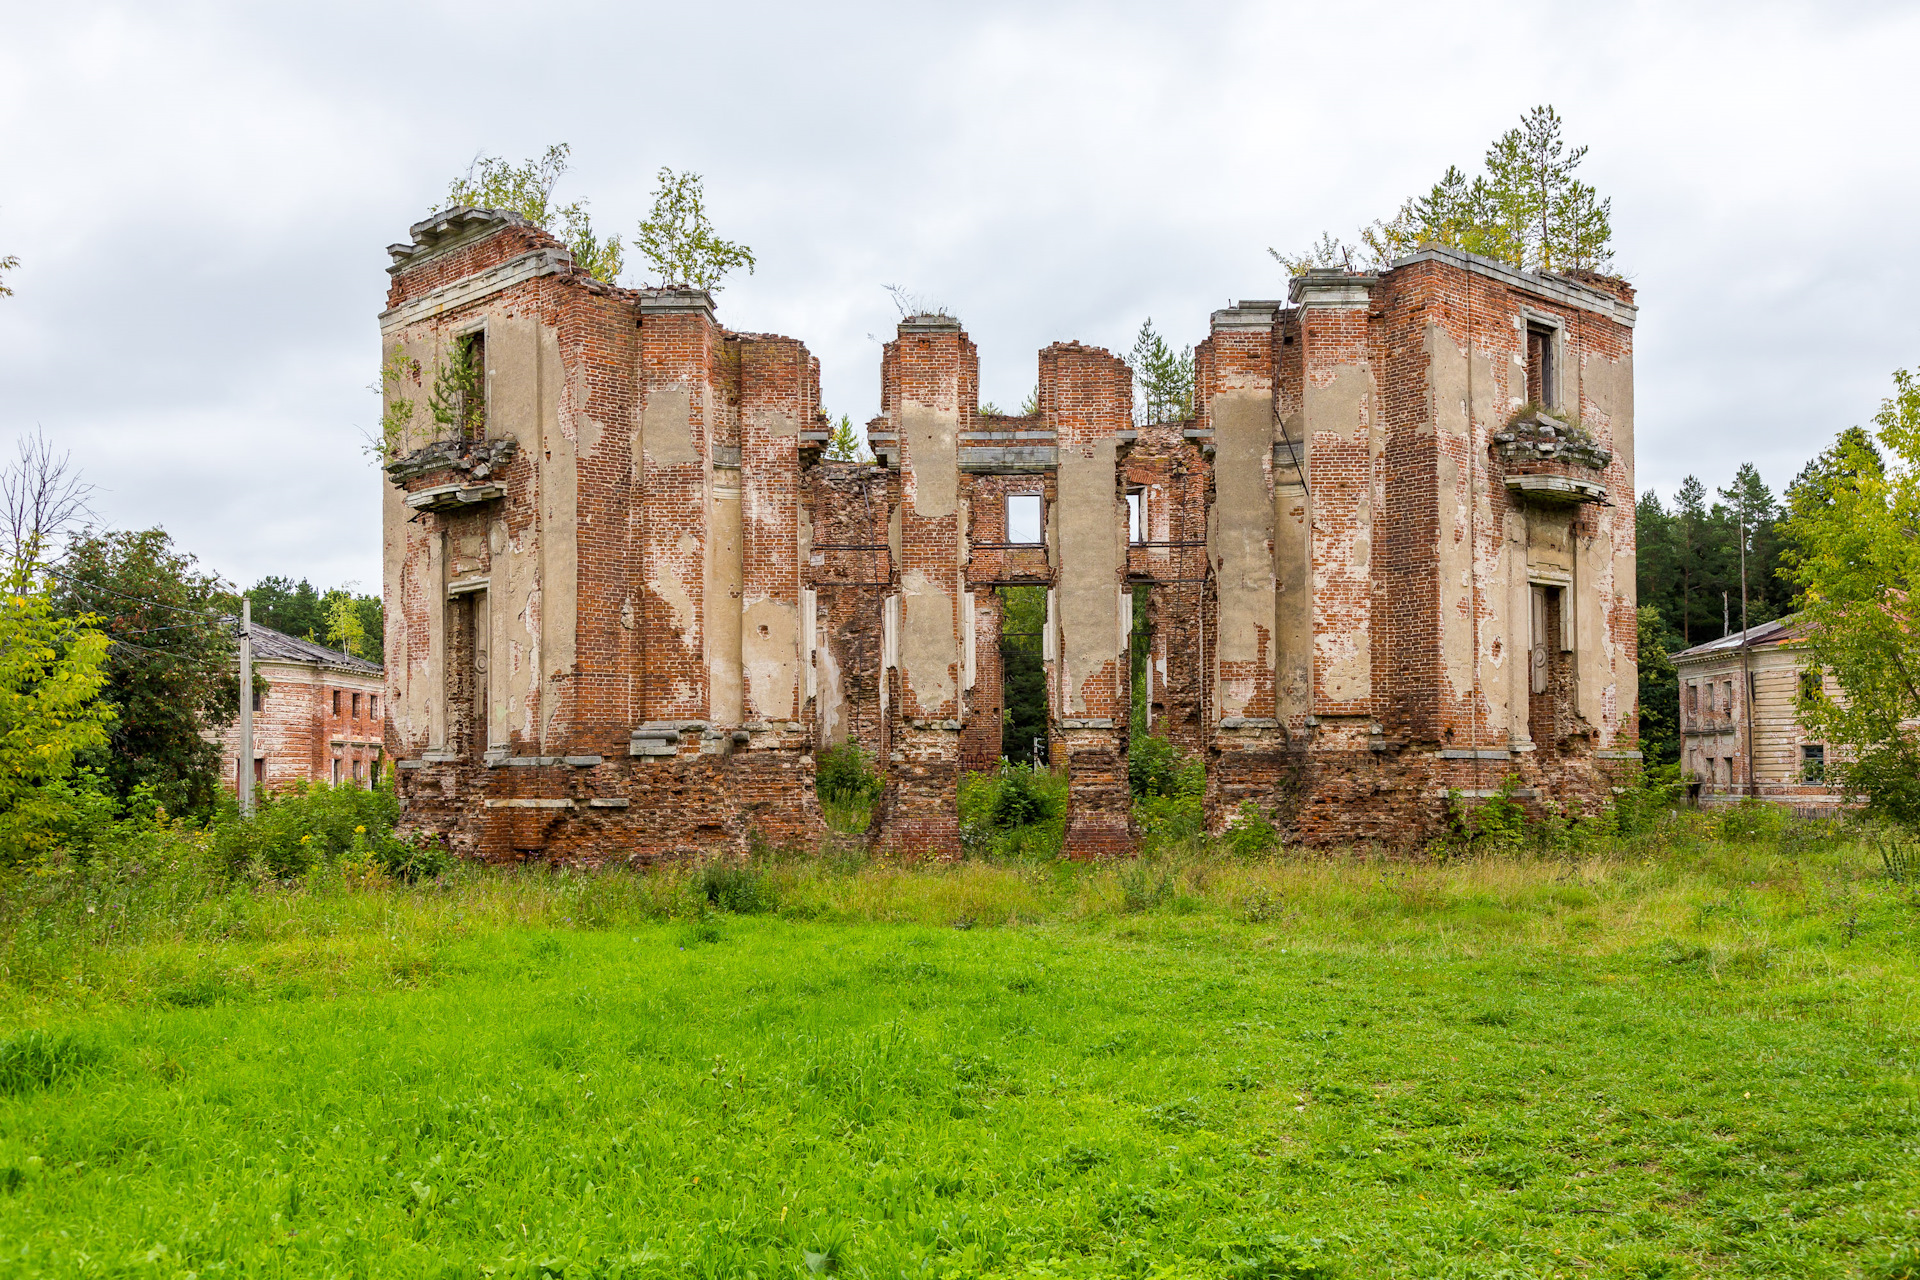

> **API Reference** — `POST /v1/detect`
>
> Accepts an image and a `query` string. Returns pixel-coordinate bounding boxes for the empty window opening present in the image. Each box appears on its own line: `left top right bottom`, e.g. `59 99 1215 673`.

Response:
370 695 379 720
1686 683 1697 713
1006 494 1043 545
252 686 265 712
331 758 341 786
1127 491 1145 544
1528 584 1573 750
1802 743 1826 783
1128 584 1151 737
352 692 363 719
331 689 342 715
997 583 1049 767
1526 323 1557 409
452 331 487 440
1799 669 1823 703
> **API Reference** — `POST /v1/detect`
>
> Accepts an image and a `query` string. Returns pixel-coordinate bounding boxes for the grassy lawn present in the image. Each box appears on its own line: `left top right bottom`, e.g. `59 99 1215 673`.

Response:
3 831 1920 1278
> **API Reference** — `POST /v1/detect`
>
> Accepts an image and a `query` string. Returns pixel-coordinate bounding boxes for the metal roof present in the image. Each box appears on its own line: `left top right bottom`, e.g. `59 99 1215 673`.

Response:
1671 616 1800 662
240 620 382 675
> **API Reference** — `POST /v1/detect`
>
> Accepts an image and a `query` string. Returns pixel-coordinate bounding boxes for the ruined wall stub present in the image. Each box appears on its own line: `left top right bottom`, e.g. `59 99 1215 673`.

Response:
1041 342 1137 859
867 317 970 858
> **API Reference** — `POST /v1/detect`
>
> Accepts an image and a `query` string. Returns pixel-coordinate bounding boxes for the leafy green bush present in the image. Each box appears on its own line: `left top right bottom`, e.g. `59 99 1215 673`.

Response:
1225 802 1279 857
815 742 884 807
1445 776 1527 850
1844 745 1920 826
206 781 401 879
1610 763 1683 837
697 860 778 914
958 765 1066 860
989 764 1056 828
1131 736 1206 847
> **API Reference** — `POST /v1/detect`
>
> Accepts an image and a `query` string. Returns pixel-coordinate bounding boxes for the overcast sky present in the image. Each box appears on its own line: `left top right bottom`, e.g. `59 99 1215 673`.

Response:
3 0 1917 593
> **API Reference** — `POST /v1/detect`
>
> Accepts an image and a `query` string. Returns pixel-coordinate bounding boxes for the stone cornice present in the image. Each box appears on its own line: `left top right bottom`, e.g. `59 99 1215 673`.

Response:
379 248 573 333
1388 245 1638 328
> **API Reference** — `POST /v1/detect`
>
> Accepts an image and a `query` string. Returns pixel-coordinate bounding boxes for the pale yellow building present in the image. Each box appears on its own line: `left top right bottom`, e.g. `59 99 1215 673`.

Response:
1672 618 1845 814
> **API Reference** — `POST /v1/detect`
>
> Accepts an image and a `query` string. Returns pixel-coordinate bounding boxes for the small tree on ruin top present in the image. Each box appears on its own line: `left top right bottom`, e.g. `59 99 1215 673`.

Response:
442 143 624 284
633 168 756 292
1272 105 1615 277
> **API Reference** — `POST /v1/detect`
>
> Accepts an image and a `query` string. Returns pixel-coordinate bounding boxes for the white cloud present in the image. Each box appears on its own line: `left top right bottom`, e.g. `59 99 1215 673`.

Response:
3 0 1916 587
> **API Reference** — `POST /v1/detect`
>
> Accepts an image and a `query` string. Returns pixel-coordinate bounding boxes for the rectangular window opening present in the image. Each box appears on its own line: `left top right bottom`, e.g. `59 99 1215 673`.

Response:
1802 743 1826 783
1127 491 1145 545
331 689 341 716
1006 493 1044 545
1526 323 1557 409
459 332 487 441
352 692 363 719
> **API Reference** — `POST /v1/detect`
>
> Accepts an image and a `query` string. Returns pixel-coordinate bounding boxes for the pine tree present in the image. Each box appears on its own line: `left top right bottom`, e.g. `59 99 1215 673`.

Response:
1128 320 1195 425
1275 105 1614 275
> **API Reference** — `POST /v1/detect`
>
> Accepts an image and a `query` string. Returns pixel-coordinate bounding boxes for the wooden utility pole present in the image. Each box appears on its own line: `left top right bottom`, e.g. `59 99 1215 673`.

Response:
239 596 254 817
1739 510 1756 798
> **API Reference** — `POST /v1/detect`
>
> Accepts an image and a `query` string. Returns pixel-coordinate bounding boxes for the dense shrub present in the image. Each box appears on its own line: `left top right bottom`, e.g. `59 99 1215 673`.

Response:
815 742 884 807
989 764 1056 829
697 860 778 914
1131 736 1206 846
206 782 403 879
1844 746 1920 827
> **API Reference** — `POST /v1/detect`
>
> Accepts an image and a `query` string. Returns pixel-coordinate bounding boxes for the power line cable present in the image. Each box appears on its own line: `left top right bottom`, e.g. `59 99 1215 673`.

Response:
29 560 238 626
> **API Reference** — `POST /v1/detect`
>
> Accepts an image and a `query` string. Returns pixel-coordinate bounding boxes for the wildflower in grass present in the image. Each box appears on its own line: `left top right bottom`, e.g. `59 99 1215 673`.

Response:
355 825 366 834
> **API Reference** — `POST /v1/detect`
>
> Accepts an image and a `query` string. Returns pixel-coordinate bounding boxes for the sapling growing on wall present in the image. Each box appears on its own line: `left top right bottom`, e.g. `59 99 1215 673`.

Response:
634 168 755 291
442 143 624 284
1273 105 1615 276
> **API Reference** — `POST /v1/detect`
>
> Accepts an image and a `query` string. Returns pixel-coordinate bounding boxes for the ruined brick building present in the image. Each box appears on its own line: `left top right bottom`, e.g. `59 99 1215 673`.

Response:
379 206 1639 860
212 622 385 795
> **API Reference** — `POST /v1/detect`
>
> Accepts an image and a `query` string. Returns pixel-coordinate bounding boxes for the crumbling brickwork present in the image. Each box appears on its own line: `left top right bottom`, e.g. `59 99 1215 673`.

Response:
379 210 1636 860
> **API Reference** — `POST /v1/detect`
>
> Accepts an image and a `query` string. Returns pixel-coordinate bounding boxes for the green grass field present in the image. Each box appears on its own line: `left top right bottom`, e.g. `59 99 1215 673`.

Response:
3 826 1920 1278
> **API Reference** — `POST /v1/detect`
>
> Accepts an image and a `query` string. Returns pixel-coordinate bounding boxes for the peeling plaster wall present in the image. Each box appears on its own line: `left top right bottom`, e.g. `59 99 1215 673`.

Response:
1057 440 1125 715
540 317 579 749
899 567 957 716
1425 321 1504 739
1210 390 1276 718
899 402 961 719
381 335 429 754
708 485 744 724
1579 349 1636 741
1305 362 1376 709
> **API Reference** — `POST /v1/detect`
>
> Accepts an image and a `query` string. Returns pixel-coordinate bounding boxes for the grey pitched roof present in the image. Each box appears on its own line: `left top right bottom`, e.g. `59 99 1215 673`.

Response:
242 620 382 675
1671 616 1800 662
